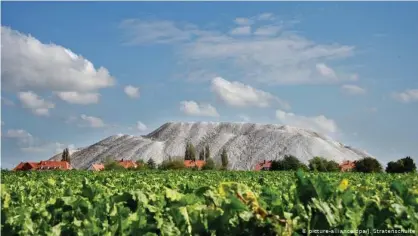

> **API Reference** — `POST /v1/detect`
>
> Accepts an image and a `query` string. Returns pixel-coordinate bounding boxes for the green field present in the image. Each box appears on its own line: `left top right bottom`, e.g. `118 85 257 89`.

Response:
1 170 418 235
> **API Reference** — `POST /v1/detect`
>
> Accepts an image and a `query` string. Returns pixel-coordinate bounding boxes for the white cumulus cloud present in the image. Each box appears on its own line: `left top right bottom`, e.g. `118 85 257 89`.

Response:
230 26 251 36
276 110 338 136
341 84 366 95
18 91 55 116
234 17 253 25
120 14 355 85
136 121 148 132
180 100 220 117
124 85 140 99
80 114 106 128
56 91 100 104
392 89 418 103
1 26 115 92
211 77 290 109
238 114 250 122
3 129 34 145
254 25 281 36
257 13 275 21
316 63 337 79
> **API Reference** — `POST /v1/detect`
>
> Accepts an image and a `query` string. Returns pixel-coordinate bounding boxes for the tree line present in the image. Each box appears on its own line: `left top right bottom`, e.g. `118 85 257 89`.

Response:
104 142 229 171
267 155 416 173
62 145 415 173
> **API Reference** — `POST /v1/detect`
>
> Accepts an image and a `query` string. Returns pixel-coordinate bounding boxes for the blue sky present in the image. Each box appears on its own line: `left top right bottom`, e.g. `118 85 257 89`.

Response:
1 2 417 169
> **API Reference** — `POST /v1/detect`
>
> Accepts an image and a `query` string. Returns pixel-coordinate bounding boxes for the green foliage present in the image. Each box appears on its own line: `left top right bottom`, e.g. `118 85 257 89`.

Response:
221 148 229 170
354 157 383 173
103 158 126 171
308 156 340 172
270 155 308 171
202 158 216 170
386 156 416 173
1 170 417 235
136 159 145 165
159 159 186 170
147 158 156 169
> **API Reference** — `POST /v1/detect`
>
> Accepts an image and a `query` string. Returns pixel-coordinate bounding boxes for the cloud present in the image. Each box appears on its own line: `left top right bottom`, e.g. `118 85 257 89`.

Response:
80 114 106 128
234 17 253 25
18 91 55 116
211 77 290 109
180 17 353 85
276 110 338 136
1 26 115 92
65 116 78 124
119 19 198 44
3 129 32 139
1 97 15 106
254 25 281 37
22 142 75 154
238 114 250 122
2 128 73 154
121 14 355 86
392 89 418 103
257 13 275 21
124 85 140 99
56 91 100 104
341 84 367 95
316 63 337 79
136 121 147 131
180 100 220 117
3 129 34 145
230 26 251 36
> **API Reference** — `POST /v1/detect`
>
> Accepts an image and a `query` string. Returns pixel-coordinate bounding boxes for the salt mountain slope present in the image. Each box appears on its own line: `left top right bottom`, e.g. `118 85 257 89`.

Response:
49 122 371 170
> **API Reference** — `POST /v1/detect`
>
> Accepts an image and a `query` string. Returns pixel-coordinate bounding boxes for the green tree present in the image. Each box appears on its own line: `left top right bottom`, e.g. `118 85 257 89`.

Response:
133 159 148 170
202 158 215 170
185 142 195 160
184 143 189 160
386 156 416 173
61 148 70 163
147 158 156 169
199 150 205 161
159 159 186 170
354 157 383 173
205 145 210 161
221 148 229 170
402 156 416 172
308 156 340 172
270 155 307 171
189 144 196 161
103 157 125 171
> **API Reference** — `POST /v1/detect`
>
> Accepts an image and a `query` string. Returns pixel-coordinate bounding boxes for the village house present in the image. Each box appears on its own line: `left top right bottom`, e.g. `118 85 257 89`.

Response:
13 160 72 171
87 159 138 171
184 160 206 169
88 163 105 171
339 160 356 172
118 159 138 169
255 160 273 171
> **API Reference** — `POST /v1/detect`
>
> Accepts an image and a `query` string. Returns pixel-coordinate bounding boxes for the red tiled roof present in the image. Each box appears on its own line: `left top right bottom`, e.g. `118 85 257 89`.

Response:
90 163 105 171
13 161 71 171
339 160 356 172
38 161 72 170
255 160 272 171
118 160 138 169
184 160 206 168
